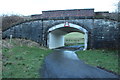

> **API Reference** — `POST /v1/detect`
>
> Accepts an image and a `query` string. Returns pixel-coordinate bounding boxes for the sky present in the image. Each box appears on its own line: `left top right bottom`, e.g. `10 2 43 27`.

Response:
0 0 119 16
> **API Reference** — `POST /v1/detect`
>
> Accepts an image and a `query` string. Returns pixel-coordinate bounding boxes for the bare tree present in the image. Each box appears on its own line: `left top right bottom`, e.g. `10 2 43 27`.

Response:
2 14 24 31
118 1 120 12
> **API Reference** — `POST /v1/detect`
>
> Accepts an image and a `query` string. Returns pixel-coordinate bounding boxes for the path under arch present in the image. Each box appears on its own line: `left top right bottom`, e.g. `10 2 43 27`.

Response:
47 22 88 50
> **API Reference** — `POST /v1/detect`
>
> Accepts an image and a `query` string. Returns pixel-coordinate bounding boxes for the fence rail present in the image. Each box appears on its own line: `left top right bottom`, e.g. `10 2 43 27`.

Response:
65 38 84 46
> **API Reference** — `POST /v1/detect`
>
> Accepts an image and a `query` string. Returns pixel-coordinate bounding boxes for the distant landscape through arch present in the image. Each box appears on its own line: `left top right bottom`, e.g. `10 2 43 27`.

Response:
47 22 88 50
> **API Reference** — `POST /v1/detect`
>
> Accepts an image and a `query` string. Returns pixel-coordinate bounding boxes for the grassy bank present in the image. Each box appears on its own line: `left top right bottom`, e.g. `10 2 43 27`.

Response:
2 39 52 78
2 39 119 78
76 50 119 75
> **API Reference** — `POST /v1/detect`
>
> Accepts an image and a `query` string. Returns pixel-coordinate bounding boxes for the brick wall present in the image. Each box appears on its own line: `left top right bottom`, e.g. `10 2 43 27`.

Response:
41 9 94 18
95 12 109 17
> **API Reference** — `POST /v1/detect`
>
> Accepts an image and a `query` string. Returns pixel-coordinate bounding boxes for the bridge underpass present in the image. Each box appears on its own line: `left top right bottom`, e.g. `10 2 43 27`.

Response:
47 23 88 50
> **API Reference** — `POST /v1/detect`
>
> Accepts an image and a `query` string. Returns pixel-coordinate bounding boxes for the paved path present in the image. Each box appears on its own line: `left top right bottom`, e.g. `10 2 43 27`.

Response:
41 49 119 78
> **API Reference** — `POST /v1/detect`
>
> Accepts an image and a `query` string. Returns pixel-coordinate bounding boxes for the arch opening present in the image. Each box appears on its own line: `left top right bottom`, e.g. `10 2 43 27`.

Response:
64 32 84 47
47 23 88 50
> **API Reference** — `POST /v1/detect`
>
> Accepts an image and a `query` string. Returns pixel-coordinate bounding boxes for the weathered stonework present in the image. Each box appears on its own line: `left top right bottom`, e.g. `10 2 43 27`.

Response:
2 19 119 49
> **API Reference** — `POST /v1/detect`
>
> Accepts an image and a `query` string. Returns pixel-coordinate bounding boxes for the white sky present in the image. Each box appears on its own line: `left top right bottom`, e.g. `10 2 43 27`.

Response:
0 0 119 16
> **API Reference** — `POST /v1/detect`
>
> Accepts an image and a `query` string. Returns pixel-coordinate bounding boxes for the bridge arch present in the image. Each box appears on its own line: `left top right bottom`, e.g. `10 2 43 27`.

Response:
47 22 88 50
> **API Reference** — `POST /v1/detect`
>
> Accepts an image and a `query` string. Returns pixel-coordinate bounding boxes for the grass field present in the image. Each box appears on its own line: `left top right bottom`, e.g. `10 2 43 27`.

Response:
2 39 119 78
64 32 84 46
3 46 52 78
2 39 52 78
76 50 119 75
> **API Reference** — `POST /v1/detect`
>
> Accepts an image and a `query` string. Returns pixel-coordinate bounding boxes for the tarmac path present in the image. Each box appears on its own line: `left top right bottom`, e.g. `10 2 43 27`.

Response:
41 49 119 78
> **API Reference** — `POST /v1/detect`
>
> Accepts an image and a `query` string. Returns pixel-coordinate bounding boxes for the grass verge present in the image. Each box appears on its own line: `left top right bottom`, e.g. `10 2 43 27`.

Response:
2 39 52 78
76 50 119 75
2 39 119 78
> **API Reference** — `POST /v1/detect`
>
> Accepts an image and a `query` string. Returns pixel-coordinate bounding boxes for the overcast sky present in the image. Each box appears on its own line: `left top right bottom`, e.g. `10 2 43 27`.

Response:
0 0 119 16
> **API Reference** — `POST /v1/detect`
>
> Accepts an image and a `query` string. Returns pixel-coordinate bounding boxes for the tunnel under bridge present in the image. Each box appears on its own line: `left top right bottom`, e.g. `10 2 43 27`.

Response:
47 22 88 50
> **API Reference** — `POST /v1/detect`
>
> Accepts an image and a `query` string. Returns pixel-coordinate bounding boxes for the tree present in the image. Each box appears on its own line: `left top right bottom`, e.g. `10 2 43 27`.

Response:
2 14 24 31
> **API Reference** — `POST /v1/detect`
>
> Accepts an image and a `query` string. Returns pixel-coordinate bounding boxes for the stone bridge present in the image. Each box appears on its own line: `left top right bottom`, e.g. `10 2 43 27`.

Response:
2 18 119 49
